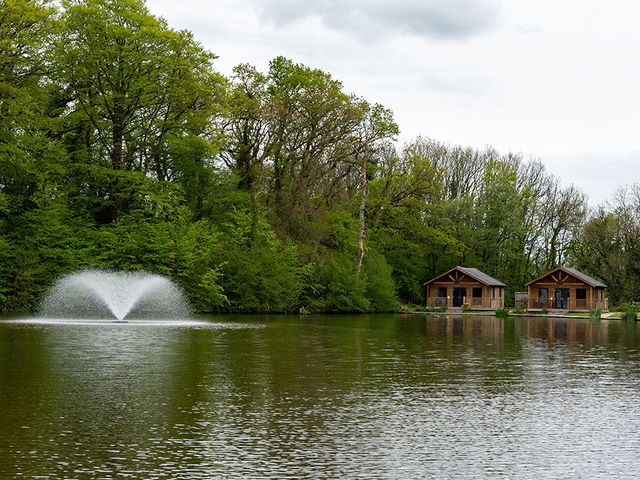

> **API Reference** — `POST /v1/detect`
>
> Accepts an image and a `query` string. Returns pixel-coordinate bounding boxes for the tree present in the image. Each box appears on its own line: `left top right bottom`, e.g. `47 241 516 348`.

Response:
537 183 586 270
221 57 398 242
352 102 398 274
0 0 77 311
57 0 224 221
571 185 640 305
366 143 457 303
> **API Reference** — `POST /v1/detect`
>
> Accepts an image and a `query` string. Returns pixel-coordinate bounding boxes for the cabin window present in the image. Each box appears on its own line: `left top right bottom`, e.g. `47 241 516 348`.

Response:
472 288 482 298
539 288 548 299
437 287 447 298
576 288 587 300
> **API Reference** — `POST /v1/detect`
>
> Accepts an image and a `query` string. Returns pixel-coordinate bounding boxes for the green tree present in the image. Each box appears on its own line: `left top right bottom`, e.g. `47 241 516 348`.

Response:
0 0 79 311
94 209 228 312
221 57 399 242
218 209 302 312
310 251 370 312
352 102 398 274
57 0 225 221
366 144 458 303
571 185 640 305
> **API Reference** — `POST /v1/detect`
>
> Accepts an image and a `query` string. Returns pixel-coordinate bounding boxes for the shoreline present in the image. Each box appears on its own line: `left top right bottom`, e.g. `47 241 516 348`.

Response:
400 310 621 320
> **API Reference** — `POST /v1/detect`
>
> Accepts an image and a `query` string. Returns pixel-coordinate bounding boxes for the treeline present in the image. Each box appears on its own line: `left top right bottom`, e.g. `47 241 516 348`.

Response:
1 0 638 313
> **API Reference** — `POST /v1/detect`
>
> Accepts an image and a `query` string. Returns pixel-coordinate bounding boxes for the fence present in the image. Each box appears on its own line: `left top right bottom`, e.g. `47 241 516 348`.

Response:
529 298 609 311
427 297 503 309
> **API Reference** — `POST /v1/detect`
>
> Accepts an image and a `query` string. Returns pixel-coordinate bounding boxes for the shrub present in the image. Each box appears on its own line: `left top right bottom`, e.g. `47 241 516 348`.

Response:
219 211 302 313
540 308 549 315
622 307 637 322
495 308 509 318
96 212 229 312
363 250 400 312
309 251 369 312
590 308 602 320
512 299 527 314
461 302 472 312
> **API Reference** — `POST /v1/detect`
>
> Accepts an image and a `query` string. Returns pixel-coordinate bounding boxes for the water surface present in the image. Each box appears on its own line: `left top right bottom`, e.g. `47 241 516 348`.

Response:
1 314 639 479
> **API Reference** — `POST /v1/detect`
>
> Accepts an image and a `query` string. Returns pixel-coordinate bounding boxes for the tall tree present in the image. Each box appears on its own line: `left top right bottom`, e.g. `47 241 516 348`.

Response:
221 57 398 243
0 0 75 310
0 0 58 214
571 184 640 304
219 63 270 236
57 0 224 221
353 102 397 274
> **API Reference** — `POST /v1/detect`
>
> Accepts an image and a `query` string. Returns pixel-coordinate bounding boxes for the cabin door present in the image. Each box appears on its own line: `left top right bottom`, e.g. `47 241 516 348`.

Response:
452 288 467 307
554 288 569 309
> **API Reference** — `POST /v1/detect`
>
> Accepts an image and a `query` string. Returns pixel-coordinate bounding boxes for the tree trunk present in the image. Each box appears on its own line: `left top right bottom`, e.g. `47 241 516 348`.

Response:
357 155 367 275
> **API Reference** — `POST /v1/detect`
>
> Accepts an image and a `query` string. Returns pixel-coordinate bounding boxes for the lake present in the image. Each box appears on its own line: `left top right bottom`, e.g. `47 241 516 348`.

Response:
1 314 640 479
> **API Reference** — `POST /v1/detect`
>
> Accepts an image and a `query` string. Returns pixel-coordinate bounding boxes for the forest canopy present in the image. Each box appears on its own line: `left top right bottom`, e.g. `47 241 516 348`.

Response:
1 0 638 313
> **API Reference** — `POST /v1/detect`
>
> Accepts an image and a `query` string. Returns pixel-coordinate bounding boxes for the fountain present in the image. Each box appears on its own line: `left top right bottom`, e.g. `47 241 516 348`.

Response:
40 270 191 321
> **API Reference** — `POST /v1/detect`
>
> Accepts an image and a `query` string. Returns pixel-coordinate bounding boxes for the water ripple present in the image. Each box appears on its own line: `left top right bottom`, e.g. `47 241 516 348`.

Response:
1 315 639 479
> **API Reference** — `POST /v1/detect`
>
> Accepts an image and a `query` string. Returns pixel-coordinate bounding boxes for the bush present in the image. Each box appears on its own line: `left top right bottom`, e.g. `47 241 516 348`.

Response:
613 303 639 314
622 307 637 322
512 299 527 314
222 242 302 313
540 308 549 315
218 211 302 313
96 212 229 312
590 308 602 320
309 251 369 312
363 250 399 312
495 308 509 318
461 302 472 312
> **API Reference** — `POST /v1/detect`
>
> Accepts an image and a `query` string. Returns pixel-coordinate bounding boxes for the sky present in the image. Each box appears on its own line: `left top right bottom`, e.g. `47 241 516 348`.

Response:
147 0 640 206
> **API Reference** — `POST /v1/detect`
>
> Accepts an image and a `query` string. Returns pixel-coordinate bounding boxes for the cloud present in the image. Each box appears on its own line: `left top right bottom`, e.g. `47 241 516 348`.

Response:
253 0 501 41
421 68 496 96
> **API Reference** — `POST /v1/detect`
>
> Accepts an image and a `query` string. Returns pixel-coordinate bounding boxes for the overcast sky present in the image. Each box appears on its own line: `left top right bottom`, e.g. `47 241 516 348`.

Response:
147 0 639 206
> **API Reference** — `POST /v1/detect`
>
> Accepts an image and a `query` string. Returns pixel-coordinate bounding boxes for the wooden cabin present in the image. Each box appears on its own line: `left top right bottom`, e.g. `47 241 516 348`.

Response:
424 266 506 309
526 267 607 311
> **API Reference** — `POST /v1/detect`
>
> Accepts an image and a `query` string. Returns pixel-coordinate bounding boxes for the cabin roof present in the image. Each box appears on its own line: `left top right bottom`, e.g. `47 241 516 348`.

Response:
525 266 607 288
424 266 506 287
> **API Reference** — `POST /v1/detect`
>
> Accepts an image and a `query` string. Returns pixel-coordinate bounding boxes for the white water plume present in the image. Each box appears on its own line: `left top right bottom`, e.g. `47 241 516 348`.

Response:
40 270 191 321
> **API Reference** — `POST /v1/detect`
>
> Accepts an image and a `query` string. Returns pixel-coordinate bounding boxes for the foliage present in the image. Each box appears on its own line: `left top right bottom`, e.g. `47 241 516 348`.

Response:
217 209 302 312
622 307 637 322
495 308 510 318
94 210 228 312
363 250 399 312
308 251 369 312
0 0 636 314
589 308 602 321
461 302 472 312
512 300 527 314
611 303 640 313
570 185 640 306
57 0 225 221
